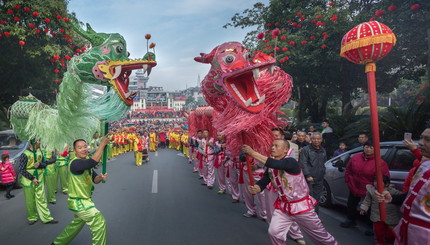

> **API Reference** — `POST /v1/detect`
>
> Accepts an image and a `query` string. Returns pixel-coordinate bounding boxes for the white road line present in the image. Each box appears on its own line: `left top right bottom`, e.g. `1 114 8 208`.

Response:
155 151 158 157
152 170 158 194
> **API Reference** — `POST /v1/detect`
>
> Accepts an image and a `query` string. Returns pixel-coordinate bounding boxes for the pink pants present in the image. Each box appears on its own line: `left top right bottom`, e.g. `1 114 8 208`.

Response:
227 168 240 200
269 209 339 245
216 165 226 192
265 190 303 239
202 159 215 187
241 171 267 219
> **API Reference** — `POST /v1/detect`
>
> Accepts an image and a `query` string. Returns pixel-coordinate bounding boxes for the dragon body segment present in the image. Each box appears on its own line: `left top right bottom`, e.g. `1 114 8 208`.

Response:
195 41 293 156
10 23 157 150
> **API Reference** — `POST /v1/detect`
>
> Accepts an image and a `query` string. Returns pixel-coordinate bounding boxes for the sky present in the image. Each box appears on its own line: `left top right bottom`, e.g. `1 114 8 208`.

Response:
68 0 269 91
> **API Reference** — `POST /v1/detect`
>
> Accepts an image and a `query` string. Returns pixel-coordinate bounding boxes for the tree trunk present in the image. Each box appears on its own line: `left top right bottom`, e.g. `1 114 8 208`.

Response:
297 86 303 122
341 90 353 116
427 28 430 83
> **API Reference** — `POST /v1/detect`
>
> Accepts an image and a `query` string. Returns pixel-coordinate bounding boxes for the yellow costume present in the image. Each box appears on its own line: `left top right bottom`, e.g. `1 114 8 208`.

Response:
149 132 157 152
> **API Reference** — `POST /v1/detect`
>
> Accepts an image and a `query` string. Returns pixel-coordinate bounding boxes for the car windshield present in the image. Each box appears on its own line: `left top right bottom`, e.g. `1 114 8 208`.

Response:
0 131 27 159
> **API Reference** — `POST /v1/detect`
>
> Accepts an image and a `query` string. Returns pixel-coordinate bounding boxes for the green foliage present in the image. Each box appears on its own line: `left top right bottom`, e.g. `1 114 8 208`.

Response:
0 0 88 108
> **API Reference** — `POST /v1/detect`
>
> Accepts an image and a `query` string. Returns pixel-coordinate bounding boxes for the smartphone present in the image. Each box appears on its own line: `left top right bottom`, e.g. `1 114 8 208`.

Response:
404 132 412 141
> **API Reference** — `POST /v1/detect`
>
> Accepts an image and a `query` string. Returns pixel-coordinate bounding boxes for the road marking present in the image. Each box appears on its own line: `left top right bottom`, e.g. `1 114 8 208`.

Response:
177 153 185 157
155 151 158 157
152 170 158 193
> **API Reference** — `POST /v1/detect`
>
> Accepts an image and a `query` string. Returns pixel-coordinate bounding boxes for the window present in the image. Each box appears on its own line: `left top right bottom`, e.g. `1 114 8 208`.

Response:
389 149 415 171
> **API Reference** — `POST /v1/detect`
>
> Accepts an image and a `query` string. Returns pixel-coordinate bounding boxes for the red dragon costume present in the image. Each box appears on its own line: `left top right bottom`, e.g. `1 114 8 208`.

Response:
194 41 293 157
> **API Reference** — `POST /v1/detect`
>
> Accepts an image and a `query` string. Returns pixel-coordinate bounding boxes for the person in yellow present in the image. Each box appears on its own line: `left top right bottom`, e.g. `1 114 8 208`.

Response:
52 136 109 245
176 132 182 151
168 130 174 149
133 133 144 166
149 130 158 152
181 131 189 158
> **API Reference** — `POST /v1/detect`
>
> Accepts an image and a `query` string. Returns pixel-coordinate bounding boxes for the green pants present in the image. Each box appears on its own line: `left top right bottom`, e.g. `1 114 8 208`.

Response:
23 185 54 223
107 144 113 159
54 207 107 245
45 172 58 202
57 165 68 193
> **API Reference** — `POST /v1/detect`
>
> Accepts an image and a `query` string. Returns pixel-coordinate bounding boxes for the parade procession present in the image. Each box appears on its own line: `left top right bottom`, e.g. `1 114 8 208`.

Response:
0 1 430 245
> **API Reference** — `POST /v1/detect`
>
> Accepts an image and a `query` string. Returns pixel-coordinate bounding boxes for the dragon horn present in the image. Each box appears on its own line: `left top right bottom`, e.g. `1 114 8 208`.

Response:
194 46 219 64
71 22 109 47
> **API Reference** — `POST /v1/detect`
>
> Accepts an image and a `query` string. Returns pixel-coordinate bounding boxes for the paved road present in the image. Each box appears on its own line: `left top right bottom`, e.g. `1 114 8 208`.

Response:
0 149 374 244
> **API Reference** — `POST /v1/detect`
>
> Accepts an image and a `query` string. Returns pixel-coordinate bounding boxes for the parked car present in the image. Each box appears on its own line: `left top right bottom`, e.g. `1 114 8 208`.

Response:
320 141 416 207
0 130 29 187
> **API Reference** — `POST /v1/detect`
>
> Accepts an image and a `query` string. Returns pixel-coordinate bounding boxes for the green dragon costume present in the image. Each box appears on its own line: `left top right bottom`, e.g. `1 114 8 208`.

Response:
9 23 157 150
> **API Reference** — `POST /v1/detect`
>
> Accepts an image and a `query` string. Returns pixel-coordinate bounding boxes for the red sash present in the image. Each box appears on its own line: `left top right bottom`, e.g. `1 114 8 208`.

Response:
399 168 430 245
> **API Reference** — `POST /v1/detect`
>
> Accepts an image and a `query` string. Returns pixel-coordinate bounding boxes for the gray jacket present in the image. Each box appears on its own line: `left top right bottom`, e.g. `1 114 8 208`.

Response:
299 145 327 180
360 184 402 224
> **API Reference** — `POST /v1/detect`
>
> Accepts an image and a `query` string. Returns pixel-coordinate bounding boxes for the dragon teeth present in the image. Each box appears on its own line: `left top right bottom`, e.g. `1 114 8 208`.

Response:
252 68 260 81
112 65 122 79
259 94 266 104
244 98 252 107
269 65 274 76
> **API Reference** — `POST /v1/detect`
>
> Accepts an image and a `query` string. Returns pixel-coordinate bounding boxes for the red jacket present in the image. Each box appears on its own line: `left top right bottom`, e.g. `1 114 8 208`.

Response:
345 153 390 197
0 161 16 184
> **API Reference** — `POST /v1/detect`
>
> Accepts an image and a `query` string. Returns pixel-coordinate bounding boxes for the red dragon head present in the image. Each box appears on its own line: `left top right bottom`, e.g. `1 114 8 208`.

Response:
195 41 293 157
195 41 276 113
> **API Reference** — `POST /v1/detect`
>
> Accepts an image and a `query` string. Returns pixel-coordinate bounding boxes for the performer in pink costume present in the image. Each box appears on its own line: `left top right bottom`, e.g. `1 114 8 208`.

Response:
195 130 203 178
214 133 227 194
190 135 197 166
267 128 305 244
241 157 267 220
226 153 241 202
198 129 215 189
244 139 339 245
375 127 430 245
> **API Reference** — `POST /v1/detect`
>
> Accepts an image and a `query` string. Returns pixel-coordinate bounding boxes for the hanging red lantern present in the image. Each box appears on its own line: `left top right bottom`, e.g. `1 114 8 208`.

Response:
54 69 59 73
410 4 420 11
289 41 295 46
53 55 60 60
375 10 384 17
14 5 21 9
32 11 39 17
35 29 41 34
256 33 265 39
0 20 5 25
24 7 31 12
76 49 81 53
301 40 307 45
29 23 35 29
67 39 72 43
340 21 396 65
59 29 65 33
14 17 20 22
4 32 10 36
321 44 327 49
45 18 51 23
56 15 62 19
387 5 397 12
310 36 316 40
63 17 69 22
65 55 71 60
19 40 25 46
7 9 14 14
82 47 87 51
282 47 288 52
55 79 59 83
280 36 286 41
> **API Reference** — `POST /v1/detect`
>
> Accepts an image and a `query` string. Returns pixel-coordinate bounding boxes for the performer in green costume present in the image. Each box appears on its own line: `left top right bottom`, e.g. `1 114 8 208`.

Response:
18 141 58 225
43 149 58 204
56 145 69 194
52 136 109 245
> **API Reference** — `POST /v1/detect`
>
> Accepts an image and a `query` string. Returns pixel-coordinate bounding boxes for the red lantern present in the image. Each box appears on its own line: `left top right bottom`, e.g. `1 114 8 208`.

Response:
0 20 5 25
340 21 396 65
45 18 51 23
63 17 69 22
257 33 264 40
67 39 72 43
301 40 307 45
321 44 327 49
387 5 397 12
19 40 25 46
65 55 71 60
282 47 288 52
289 41 295 46
35 29 41 34
310 36 316 40
145 34 151 39
60 29 65 33
29 23 35 29
14 17 20 22
4 32 10 37
7 9 14 14
56 15 62 19
410 4 420 11
54 69 59 73
375 10 384 17
14 5 21 9
32 11 39 17
24 7 31 12
280 36 286 41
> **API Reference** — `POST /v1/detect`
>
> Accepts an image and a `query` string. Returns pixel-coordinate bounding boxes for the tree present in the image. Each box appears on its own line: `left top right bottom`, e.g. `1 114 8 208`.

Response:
224 0 429 122
0 0 87 108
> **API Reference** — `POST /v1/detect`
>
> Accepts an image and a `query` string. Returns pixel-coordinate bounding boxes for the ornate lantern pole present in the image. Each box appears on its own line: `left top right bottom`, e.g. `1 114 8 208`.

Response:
340 21 397 221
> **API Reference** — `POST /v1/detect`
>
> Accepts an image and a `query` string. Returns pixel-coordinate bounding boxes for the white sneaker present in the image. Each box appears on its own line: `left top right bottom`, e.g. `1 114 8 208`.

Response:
295 239 306 245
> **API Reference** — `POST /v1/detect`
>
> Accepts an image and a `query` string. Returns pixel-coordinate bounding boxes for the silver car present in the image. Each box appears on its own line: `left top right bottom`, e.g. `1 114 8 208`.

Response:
320 141 415 207
0 130 29 187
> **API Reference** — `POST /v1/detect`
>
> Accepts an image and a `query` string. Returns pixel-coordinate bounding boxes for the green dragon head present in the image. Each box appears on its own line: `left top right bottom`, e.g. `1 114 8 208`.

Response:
71 23 157 105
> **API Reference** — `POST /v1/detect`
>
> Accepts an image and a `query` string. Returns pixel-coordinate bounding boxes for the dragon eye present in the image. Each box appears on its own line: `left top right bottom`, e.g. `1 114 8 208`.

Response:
126 51 130 57
115 46 123 53
244 51 252 60
223 55 235 64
